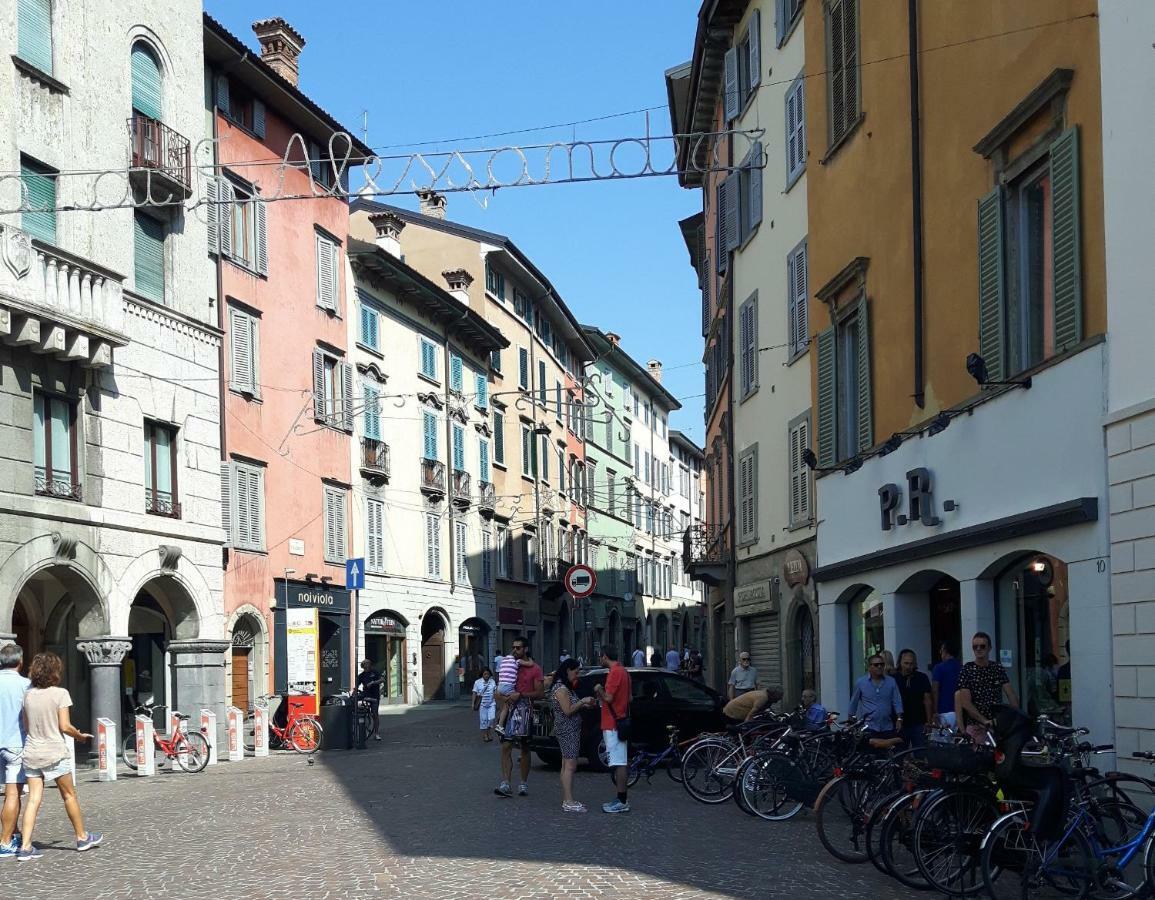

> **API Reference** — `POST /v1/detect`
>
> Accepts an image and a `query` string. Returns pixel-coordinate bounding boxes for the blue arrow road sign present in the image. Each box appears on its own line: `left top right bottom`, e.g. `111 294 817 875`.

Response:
345 558 365 591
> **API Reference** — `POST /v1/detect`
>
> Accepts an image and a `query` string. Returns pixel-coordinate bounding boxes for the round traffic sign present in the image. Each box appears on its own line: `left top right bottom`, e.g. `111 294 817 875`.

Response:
564 564 597 599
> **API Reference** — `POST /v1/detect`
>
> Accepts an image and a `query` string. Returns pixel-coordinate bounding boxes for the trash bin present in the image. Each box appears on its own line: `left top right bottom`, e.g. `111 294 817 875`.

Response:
320 695 352 751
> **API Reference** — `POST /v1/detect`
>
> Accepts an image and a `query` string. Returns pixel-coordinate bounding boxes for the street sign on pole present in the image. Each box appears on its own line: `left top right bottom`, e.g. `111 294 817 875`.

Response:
345 558 365 591
564 564 596 599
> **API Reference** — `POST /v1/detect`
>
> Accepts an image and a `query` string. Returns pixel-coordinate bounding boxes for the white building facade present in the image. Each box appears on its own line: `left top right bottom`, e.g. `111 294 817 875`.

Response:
1101 0 1155 763
347 219 507 705
0 0 225 744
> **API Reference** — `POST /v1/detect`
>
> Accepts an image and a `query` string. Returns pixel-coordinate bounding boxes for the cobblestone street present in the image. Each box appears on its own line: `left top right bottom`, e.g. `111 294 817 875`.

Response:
1 703 922 899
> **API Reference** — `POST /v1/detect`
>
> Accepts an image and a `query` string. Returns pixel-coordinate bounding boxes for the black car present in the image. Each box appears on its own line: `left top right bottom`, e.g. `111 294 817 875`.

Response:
530 667 726 769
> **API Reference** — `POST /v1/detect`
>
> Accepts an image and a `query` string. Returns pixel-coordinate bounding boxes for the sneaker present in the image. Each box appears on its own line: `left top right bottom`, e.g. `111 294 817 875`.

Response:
374 734 382 741
518 783 529 796
493 724 506 737
16 847 42 862
493 781 512 798
562 801 587 813
76 832 103 852
0 838 18 860
602 799 631 814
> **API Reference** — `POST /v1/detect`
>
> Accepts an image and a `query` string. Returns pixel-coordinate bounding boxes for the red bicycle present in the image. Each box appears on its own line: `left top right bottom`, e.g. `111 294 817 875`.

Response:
121 705 210 773
243 693 324 753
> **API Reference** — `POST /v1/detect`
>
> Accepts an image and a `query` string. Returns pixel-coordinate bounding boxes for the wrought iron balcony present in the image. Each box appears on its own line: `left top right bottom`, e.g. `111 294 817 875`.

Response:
145 489 181 518
420 458 445 499
129 112 193 198
35 468 82 502
360 438 390 481
683 523 729 586
478 480 496 515
451 469 471 508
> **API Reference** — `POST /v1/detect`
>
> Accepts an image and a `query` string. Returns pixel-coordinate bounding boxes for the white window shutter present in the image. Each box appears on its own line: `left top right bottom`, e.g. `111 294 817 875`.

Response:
254 469 265 550
749 142 763 229
748 9 761 93
312 349 326 423
229 308 249 393
798 419 810 518
341 362 354 432
334 490 346 562
724 173 741 253
255 199 268 275
220 462 233 545
316 235 335 310
794 242 808 354
723 47 739 121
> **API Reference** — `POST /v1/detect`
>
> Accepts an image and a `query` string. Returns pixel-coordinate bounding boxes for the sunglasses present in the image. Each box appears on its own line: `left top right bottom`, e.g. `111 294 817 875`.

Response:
740 658 750 662
869 662 884 667
972 644 989 650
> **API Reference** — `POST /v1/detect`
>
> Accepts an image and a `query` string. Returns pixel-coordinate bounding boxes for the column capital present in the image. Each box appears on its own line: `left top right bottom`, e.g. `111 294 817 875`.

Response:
167 639 231 657
76 636 133 667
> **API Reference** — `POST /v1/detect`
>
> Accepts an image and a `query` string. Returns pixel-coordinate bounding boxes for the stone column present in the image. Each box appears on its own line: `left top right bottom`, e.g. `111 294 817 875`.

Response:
76 637 132 767
168 640 230 750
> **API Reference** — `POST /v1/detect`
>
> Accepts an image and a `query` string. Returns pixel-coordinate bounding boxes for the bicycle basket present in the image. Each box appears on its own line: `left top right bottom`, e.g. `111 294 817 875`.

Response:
924 743 996 774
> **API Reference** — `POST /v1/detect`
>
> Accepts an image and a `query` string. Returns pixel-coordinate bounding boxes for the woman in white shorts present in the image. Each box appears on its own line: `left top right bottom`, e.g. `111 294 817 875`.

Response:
17 652 101 862
473 668 497 742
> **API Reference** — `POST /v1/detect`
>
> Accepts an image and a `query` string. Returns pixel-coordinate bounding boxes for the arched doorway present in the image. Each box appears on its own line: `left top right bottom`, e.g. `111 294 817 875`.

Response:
793 603 817 697
420 610 448 702
995 552 1071 723
929 575 962 661
229 612 267 714
365 610 408 705
128 576 199 720
458 618 490 693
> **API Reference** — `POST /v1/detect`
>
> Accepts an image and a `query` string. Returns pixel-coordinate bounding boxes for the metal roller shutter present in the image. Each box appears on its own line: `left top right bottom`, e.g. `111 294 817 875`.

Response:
745 614 781 686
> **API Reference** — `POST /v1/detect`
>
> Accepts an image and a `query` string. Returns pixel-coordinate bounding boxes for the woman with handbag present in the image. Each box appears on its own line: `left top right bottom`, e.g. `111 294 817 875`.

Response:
550 659 596 812
472 668 497 742
594 646 632 815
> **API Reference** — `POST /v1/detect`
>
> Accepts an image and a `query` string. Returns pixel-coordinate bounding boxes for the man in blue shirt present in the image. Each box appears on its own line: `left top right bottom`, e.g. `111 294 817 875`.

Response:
0 642 30 858
849 653 903 735
931 641 963 732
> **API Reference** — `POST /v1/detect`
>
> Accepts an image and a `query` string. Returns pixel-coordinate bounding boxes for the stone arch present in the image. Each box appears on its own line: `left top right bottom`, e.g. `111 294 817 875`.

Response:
225 604 270 713
126 25 175 81
0 534 117 637
117 549 219 638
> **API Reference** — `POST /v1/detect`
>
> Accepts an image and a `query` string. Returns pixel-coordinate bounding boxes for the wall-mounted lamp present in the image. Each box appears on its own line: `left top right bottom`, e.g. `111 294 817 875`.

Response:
876 434 903 458
966 353 1032 390
927 412 952 437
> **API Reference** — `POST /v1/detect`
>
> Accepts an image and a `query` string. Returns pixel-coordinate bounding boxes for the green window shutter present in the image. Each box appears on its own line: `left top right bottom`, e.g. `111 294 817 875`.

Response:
977 185 1006 382
363 385 380 439
855 294 873 453
20 160 56 245
479 439 490 481
1050 126 1082 353
748 142 763 230
494 411 505 463
423 411 437 459
816 326 837 468
215 75 231 117
133 212 165 302
131 43 163 120
17 0 52 74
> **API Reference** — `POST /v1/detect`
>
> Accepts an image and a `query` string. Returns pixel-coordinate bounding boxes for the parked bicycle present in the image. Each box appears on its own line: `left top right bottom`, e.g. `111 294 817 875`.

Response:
243 692 324 754
610 726 687 788
121 702 210 773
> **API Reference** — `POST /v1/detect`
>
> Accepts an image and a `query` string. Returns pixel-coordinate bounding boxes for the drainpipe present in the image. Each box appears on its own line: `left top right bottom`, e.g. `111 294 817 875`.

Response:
908 0 926 409
211 76 227 465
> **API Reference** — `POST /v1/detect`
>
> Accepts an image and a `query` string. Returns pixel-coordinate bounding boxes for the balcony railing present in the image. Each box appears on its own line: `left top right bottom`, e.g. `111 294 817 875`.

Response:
478 480 497 514
420 458 445 498
451 469 471 507
145 489 181 518
360 438 390 479
129 112 192 196
35 468 82 502
684 523 730 567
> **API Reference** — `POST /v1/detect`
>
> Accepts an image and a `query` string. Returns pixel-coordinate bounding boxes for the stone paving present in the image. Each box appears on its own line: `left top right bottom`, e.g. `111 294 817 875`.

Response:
0 702 923 899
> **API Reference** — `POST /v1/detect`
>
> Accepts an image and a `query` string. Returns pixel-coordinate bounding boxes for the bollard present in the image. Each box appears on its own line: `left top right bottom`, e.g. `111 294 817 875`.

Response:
226 707 244 762
96 718 116 782
200 710 218 766
253 705 269 757
135 715 155 776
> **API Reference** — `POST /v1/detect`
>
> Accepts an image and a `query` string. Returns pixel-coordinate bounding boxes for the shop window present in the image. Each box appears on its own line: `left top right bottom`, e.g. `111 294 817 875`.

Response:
848 588 884 687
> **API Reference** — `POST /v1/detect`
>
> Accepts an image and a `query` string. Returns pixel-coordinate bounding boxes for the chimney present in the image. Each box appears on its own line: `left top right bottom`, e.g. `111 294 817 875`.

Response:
605 332 621 347
648 359 663 383
368 211 405 258
252 18 306 87
442 269 473 305
416 189 447 220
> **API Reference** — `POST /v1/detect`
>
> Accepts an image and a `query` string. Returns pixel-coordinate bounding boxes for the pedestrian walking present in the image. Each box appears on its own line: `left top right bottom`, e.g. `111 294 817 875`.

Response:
955 632 1019 741
473 668 497 742
727 653 758 700
849 654 903 736
722 686 782 724
493 637 543 799
930 641 962 735
895 649 933 752
631 647 646 668
595 646 631 814
686 650 704 682
0 643 29 859
18 652 101 861
664 647 681 672
649 650 662 668
549 659 596 813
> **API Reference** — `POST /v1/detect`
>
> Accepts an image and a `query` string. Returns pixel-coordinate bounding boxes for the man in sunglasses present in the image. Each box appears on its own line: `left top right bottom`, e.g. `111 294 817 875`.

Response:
955 632 1019 740
849 654 903 737
727 653 758 700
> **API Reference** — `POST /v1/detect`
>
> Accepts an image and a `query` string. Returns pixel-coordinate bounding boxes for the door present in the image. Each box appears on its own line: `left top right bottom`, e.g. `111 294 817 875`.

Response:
930 576 962 662
231 647 251 712
318 615 345 699
746 613 781 685
422 629 445 701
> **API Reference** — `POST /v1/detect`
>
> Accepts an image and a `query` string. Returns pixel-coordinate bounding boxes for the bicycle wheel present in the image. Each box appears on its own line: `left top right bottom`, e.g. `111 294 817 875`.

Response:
288 717 323 753
681 738 739 804
743 752 806 822
732 756 758 816
121 733 138 771
609 756 642 789
880 789 936 891
174 731 210 773
865 788 905 876
981 812 1093 900
815 773 874 863
913 784 999 896
665 748 685 783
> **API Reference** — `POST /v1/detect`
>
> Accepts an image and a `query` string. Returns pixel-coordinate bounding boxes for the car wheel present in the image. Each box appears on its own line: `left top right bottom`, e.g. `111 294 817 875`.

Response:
535 749 562 769
584 736 609 772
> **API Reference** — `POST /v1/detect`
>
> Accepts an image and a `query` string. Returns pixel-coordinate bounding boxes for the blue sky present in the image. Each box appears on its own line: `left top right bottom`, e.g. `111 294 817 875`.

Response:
205 1 706 444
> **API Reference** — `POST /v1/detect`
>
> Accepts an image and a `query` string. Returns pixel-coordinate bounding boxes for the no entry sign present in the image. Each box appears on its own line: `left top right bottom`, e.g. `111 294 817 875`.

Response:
565 564 596 599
